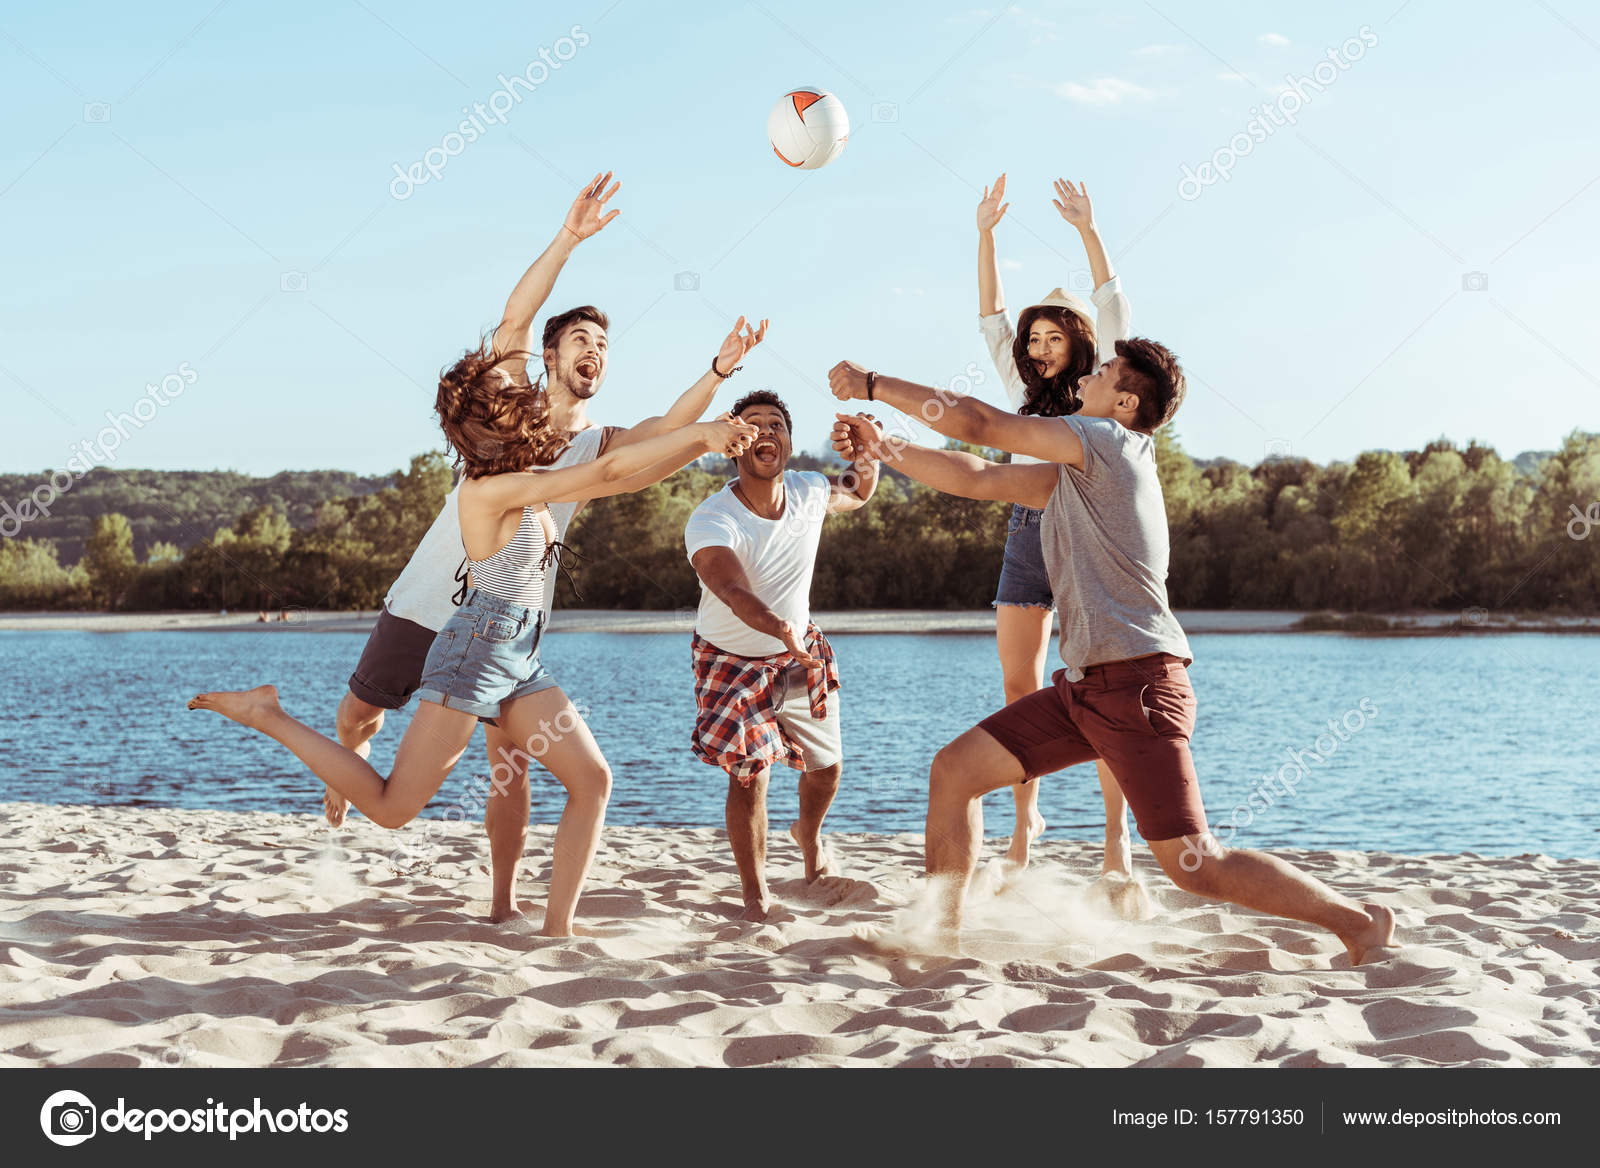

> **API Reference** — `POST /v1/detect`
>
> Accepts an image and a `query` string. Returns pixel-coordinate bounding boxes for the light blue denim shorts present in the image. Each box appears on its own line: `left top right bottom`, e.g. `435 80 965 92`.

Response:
992 504 1056 609
415 589 557 719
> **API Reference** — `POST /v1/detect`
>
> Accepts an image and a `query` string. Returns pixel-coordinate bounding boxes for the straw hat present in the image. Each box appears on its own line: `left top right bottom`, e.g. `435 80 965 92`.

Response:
1020 287 1096 338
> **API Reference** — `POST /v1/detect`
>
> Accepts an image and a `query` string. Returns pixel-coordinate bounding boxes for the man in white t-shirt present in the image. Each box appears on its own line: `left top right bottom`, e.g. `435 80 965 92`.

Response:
684 390 880 921
331 171 770 925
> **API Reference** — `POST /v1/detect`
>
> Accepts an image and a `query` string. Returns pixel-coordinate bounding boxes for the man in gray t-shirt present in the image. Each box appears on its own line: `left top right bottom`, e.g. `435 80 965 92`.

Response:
829 341 1394 966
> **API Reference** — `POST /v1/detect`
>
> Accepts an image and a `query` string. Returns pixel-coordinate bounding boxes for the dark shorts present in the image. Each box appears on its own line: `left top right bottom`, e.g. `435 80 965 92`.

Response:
348 607 439 710
992 504 1055 609
978 653 1206 841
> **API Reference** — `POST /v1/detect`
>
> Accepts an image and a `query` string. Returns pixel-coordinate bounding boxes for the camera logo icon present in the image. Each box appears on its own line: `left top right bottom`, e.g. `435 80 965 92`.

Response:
83 102 111 123
1264 437 1294 460
870 101 899 123
1066 269 1094 293
932 1041 976 1068
283 605 309 626
1461 271 1488 292
673 270 700 292
280 271 308 293
40 1090 97 1146
1462 606 1489 627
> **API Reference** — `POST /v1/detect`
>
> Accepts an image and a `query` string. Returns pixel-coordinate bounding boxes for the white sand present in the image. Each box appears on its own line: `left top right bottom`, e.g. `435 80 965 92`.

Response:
1 802 1595 1068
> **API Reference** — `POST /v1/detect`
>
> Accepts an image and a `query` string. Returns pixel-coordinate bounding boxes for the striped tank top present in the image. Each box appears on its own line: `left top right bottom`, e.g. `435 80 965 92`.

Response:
466 506 556 609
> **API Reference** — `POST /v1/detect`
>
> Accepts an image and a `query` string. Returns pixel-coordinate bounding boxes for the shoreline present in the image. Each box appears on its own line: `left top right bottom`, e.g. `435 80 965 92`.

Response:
2 802 1595 1068
2 608 1597 635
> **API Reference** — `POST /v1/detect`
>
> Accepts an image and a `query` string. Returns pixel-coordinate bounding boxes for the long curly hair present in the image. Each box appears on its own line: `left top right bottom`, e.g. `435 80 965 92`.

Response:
435 337 573 478
1012 304 1098 418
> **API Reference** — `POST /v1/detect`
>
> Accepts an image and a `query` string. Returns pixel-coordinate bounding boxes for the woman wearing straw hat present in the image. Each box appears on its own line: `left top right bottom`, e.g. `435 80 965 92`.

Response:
975 173 1138 884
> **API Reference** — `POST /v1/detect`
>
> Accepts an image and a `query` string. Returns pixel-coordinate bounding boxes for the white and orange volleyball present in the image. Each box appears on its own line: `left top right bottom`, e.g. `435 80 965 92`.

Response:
766 87 849 170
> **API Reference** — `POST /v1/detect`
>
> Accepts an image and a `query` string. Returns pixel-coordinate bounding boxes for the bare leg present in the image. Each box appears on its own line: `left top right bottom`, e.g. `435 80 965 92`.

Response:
482 721 533 923
996 606 1050 867
496 689 611 937
326 691 385 827
996 608 1132 872
926 727 1030 940
725 769 771 920
1147 834 1397 965
188 686 476 827
788 762 840 882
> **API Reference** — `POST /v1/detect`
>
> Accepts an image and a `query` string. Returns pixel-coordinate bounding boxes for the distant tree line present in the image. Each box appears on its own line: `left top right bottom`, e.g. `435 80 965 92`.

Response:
1 433 1596 613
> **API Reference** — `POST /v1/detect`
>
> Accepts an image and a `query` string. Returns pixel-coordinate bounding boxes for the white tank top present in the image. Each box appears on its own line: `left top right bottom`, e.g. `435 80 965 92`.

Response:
466 506 554 609
384 426 605 630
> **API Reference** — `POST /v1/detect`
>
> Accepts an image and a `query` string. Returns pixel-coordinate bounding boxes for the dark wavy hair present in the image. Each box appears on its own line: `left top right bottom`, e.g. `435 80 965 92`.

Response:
1012 304 1098 417
435 336 572 478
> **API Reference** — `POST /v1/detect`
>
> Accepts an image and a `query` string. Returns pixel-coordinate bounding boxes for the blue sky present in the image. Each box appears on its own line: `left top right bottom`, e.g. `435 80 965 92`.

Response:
3 0 1597 478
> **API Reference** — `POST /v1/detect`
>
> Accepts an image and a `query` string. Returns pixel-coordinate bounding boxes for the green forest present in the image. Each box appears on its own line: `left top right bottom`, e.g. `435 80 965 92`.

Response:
2 430 1597 613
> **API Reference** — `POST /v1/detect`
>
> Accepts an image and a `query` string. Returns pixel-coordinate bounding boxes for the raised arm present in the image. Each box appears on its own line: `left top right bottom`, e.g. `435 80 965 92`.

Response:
827 418 880 514
608 316 768 449
492 172 621 363
473 416 756 510
977 173 1009 317
1052 178 1113 290
690 546 821 667
828 363 1085 469
830 414 1056 508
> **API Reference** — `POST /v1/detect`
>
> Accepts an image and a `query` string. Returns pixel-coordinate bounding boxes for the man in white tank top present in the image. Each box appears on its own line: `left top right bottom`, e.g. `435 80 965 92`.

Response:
330 172 770 924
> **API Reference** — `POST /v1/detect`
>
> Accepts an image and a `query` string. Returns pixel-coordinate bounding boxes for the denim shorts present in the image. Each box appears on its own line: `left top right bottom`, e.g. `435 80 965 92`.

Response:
415 589 557 719
992 504 1056 609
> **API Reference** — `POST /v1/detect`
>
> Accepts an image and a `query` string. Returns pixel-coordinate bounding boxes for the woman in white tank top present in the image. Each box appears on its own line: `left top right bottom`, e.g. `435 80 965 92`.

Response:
190 334 757 929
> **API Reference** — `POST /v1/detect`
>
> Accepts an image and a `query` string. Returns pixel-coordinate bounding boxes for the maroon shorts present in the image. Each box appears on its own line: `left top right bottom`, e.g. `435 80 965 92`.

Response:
978 653 1206 842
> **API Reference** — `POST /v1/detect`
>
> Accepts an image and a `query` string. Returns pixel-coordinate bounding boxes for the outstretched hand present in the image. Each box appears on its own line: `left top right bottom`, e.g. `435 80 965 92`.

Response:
776 619 823 669
715 315 769 376
827 360 870 401
977 172 1009 232
704 411 760 457
830 413 888 463
1051 178 1093 229
564 171 621 240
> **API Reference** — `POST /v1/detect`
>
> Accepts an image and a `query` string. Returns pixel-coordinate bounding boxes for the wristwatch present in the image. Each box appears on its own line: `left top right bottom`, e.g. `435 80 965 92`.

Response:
866 371 878 401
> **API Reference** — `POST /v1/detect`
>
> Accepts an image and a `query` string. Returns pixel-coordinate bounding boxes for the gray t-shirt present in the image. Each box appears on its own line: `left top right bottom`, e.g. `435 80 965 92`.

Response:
1040 415 1192 681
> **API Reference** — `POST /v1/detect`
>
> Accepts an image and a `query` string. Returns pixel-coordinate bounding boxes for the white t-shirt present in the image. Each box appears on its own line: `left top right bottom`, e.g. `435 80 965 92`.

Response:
385 425 608 631
684 470 831 657
978 275 1132 466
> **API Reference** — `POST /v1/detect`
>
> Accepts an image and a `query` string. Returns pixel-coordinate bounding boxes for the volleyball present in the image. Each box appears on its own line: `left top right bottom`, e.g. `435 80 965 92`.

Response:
766 87 849 170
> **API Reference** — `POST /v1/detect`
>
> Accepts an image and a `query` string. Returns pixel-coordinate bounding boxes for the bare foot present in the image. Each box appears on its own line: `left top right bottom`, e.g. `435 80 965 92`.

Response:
489 901 526 925
323 787 349 828
788 823 835 883
537 921 609 937
1091 871 1153 921
1005 809 1047 869
1102 833 1133 878
187 685 283 730
1340 903 1397 965
738 897 772 922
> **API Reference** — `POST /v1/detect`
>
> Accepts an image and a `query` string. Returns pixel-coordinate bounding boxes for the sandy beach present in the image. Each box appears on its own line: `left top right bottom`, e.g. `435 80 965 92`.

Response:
2 802 1594 1069
3 609 1597 635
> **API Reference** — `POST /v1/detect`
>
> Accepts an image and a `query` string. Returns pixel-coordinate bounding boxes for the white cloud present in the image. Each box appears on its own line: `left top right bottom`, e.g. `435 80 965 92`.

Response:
1135 43 1183 56
1217 70 1248 82
1259 32 1290 46
1054 77 1155 105
1001 259 1023 271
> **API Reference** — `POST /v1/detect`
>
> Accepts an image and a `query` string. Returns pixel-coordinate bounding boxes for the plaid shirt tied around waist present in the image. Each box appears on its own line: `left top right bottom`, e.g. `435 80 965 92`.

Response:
690 624 839 785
